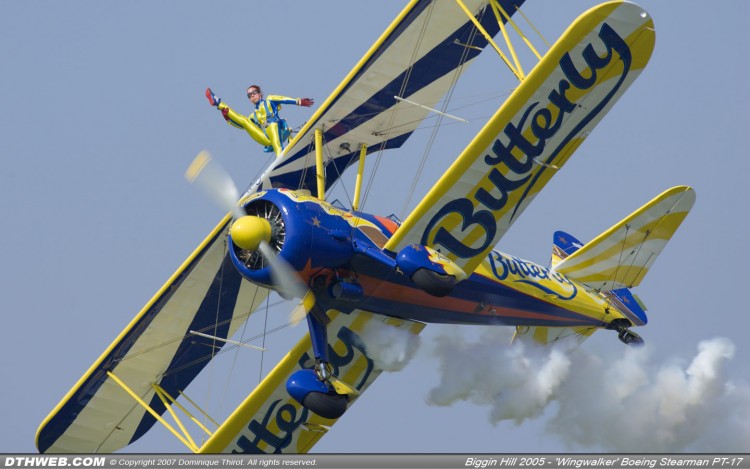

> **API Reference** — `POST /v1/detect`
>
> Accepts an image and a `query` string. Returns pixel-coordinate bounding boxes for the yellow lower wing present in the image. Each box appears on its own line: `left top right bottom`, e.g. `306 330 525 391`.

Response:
200 310 424 453
384 1 655 276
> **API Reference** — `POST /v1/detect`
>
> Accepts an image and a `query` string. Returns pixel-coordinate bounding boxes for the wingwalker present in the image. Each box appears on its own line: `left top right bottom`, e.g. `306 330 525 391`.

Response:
37 0 696 454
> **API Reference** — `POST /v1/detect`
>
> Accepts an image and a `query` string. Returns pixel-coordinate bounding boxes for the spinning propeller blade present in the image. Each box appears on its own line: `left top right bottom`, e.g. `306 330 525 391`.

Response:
288 303 309 327
258 240 308 300
258 241 316 326
185 150 245 219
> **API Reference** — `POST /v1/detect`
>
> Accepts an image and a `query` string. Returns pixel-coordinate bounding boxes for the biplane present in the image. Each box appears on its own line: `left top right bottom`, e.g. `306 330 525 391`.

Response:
37 0 694 454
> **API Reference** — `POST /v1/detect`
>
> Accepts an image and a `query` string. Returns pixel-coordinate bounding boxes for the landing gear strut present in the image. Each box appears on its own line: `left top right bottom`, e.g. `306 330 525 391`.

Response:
608 319 645 347
285 299 350 419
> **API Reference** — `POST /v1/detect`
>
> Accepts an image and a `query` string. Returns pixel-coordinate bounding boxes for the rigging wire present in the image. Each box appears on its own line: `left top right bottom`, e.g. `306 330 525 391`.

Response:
324 87 513 223
365 89 512 138
117 293 290 367
158 313 297 380
297 133 319 192
309 88 511 138
398 6 482 221
618 226 656 290
547 326 597 345
600 224 653 320
203 239 229 423
604 223 631 295
358 0 437 214
258 294 271 383
513 4 550 48
619 229 653 289
222 281 265 414
243 152 276 194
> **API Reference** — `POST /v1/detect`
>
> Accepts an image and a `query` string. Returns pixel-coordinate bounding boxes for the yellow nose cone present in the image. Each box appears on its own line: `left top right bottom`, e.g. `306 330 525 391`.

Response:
230 216 272 251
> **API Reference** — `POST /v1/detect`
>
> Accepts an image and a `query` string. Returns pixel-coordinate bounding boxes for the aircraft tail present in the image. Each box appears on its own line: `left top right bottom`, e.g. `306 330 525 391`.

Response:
550 230 649 328
514 187 693 347
553 186 695 292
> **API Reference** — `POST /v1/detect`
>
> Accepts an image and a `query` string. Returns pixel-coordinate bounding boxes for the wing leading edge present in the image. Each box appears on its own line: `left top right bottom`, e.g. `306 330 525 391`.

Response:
384 1 656 277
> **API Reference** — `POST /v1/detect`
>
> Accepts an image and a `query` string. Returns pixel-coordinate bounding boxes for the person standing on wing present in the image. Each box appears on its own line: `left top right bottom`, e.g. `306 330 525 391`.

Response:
206 86 314 157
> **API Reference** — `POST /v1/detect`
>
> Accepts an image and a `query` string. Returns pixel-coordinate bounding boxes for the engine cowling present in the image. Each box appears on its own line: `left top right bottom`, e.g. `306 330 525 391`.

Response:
227 189 357 292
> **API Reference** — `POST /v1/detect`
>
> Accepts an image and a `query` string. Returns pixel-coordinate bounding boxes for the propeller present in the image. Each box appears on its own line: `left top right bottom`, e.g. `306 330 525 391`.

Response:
185 150 246 220
185 150 316 320
258 239 308 300
186 151 340 393
185 150 274 252
259 239 321 328
185 150 358 398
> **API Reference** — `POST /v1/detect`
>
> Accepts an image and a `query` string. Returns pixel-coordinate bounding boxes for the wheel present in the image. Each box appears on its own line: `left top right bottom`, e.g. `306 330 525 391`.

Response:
302 391 349 420
607 319 645 347
618 329 645 347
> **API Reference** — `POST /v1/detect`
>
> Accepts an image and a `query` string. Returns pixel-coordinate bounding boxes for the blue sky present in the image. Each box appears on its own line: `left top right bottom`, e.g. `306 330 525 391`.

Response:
2 0 749 454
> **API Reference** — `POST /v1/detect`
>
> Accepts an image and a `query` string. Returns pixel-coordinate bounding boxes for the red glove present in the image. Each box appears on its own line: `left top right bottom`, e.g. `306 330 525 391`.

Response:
221 107 230 121
299 98 314 107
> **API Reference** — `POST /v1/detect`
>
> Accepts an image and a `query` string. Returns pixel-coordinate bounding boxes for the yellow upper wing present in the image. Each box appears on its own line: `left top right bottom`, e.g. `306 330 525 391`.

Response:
384 1 656 277
247 0 527 195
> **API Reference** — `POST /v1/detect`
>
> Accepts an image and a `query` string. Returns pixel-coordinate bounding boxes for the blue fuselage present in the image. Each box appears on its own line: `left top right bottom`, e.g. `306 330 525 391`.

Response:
229 189 616 330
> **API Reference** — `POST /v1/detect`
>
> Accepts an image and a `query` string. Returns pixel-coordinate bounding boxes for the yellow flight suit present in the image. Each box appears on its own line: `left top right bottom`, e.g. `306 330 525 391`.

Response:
218 95 302 156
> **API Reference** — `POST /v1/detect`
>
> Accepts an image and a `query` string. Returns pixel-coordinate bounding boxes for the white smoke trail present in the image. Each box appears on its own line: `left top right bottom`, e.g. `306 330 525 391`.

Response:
427 328 573 424
426 328 750 451
359 320 421 371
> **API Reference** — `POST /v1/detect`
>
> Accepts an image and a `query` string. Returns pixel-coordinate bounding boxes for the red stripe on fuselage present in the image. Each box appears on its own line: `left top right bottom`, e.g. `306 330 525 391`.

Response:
356 274 593 326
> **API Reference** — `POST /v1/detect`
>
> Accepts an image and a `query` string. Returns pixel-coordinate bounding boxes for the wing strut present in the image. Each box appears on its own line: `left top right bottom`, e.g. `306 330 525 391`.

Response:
454 0 524 80
453 0 549 82
315 129 325 199
491 1 525 78
352 144 367 211
151 384 201 451
151 384 215 441
106 371 200 453
176 389 221 429
105 372 224 453
489 0 543 61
